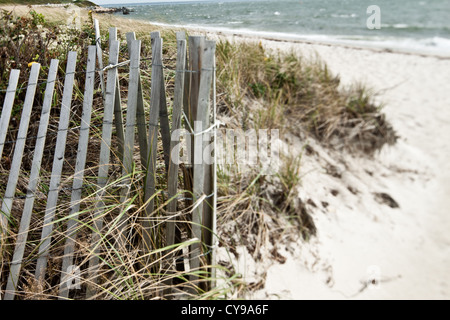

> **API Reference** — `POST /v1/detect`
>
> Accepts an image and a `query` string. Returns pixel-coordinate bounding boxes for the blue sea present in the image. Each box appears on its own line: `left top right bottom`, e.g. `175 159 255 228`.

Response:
107 0 450 55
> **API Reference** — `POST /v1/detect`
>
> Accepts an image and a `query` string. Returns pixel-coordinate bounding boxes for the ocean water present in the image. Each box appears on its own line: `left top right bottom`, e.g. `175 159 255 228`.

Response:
110 0 450 55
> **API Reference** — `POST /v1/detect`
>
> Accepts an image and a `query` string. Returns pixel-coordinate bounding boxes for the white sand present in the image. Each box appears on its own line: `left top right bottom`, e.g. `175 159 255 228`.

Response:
232 38 450 300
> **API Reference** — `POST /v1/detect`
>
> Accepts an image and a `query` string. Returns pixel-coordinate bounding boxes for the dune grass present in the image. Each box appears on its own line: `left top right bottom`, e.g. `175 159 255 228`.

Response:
215 40 397 153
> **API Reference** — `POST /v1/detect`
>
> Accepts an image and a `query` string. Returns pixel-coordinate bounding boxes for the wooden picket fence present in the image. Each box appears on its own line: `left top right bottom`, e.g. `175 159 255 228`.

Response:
0 20 217 300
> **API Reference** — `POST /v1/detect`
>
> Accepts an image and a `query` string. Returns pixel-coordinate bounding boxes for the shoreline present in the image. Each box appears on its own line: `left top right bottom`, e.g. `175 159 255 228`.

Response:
105 8 450 59
104 11 450 59
3 2 449 59
202 26 450 59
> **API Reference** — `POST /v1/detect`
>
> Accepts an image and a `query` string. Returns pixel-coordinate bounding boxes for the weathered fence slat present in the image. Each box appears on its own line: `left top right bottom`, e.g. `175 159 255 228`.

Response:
94 18 106 99
210 53 218 286
4 59 60 300
82 40 120 299
177 32 190 129
0 63 40 239
186 36 205 273
58 45 98 299
151 31 171 172
187 36 205 127
109 38 142 260
35 51 78 283
176 32 194 211
163 38 187 294
202 42 217 283
191 40 216 280
166 39 187 248
143 36 164 250
177 31 189 123
126 32 148 169
183 36 206 211
119 38 141 206
0 69 20 159
110 27 125 161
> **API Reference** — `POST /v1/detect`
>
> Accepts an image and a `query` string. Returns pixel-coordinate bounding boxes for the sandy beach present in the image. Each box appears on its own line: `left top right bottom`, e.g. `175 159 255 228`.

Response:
225 37 450 299
2 4 450 300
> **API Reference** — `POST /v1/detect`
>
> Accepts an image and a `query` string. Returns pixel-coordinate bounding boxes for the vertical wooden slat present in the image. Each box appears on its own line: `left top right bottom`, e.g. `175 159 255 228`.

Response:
143 36 163 250
177 31 190 132
166 39 187 248
110 27 125 161
116 38 141 245
58 46 98 300
176 32 194 211
0 63 40 241
4 59 59 300
187 36 205 127
176 32 189 126
202 51 216 289
210 53 218 288
185 35 205 275
163 39 187 296
94 18 106 99
82 40 120 299
184 36 205 211
126 32 148 169
190 41 215 281
108 27 117 48
0 69 20 159
34 51 77 282
120 39 141 199
151 31 171 172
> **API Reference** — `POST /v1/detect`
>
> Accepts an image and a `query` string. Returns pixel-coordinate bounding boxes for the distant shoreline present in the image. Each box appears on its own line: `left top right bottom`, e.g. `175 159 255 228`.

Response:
106 10 450 59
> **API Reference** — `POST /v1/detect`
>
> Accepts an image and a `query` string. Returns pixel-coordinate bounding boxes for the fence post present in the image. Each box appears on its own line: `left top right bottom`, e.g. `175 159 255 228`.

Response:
190 40 215 286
